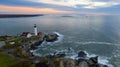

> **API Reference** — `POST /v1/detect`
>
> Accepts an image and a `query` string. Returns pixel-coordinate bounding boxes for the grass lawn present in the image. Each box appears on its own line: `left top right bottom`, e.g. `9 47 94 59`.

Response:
0 52 35 67
0 37 5 41
0 52 16 67
13 37 25 43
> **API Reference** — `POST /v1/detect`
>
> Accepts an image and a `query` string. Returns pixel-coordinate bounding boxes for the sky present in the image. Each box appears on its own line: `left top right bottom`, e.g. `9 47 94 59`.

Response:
0 0 120 15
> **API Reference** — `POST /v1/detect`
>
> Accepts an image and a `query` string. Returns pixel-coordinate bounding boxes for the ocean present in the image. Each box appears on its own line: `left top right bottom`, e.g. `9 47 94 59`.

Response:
0 15 120 67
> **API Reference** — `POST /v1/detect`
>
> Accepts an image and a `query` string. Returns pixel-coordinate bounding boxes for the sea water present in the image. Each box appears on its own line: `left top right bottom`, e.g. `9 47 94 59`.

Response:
0 15 120 67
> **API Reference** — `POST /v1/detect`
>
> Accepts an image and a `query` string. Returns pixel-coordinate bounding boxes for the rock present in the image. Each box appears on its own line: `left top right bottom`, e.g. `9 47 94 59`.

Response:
59 60 64 67
96 64 108 67
36 56 108 67
77 58 87 65
35 58 49 67
55 53 66 58
78 51 87 58
0 41 5 48
103 65 108 67
87 56 99 67
65 59 75 67
60 59 75 67
35 63 49 67
45 33 59 42
46 52 66 58
77 51 87 65
46 55 54 58
78 61 89 67
90 56 98 64
30 40 43 50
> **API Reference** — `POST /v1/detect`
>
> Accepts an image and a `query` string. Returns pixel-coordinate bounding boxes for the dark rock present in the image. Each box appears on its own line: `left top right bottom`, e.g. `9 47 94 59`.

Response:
96 64 109 67
87 56 98 67
35 63 49 67
46 54 55 58
78 51 87 58
103 65 108 67
45 33 59 42
56 53 66 58
46 52 66 58
30 40 43 50
34 41 43 46
78 61 89 67
64 59 75 67
77 51 87 65
77 58 87 65
90 56 98 64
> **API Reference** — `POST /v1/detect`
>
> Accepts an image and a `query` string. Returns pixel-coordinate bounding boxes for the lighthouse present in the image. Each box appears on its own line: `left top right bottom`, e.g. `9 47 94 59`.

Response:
34 24 38 36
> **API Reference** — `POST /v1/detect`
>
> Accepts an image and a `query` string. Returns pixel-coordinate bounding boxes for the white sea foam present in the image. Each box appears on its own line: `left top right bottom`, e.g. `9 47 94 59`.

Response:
53 32 64 43
77 51 114 67
98 57 114 67
64 50 114 67
30 50 41 56
69 41 120 46
32 47 114 67
83 51 114 67
32 32 115 67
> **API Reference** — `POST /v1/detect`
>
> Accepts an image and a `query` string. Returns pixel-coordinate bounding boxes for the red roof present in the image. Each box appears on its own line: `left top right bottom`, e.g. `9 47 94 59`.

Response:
22 32 31 36
38 32 43 35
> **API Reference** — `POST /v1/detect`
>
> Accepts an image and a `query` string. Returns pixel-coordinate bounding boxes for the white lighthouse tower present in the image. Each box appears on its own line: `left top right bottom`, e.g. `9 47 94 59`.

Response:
34 24 38 36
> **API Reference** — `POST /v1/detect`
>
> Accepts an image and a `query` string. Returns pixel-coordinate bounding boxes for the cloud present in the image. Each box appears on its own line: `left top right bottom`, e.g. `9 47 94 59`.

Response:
0 5 72 14
0 0 119 15
28 0 120 9
83 1 119 9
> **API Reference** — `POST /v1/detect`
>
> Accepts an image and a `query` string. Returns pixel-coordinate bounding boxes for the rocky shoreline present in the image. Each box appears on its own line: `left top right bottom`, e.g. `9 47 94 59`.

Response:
0 34 109 67
29 33 109 67
33 51 109 67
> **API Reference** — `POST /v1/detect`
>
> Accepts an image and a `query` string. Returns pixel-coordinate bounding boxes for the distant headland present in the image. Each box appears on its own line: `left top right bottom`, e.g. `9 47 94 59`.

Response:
0 14 44 18
61 15 74 17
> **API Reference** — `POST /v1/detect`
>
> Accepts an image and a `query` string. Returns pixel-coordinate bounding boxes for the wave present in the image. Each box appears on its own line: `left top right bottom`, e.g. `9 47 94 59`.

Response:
53 49 114 67
31 32 115 67
65 50 114 67
85 51 114 67
30 50 41 56
32 47 114 67
66 41 120 46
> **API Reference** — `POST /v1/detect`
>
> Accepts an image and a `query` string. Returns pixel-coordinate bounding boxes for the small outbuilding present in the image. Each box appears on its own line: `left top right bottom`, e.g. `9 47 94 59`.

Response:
21 32 32 38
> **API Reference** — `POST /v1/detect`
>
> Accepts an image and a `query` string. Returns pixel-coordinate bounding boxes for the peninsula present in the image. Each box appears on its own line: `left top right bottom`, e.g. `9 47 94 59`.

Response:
0 14 44 18
0 24 109 67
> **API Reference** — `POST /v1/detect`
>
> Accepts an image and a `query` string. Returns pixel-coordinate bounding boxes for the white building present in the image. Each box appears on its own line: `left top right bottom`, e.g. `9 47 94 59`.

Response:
21 32 32 38
27 33 32 38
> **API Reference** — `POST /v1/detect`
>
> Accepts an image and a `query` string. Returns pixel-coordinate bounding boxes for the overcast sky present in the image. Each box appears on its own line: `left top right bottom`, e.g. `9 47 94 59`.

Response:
0 0 120 15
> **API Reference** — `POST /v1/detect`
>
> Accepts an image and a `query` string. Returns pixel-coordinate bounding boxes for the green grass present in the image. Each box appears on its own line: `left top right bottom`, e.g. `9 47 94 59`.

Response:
0 52 35 67
13 37 24 43
0 37 35 67
3 37 25 49
10 61 35 67
0 36 5 41
3 42 16 48
0 52 16 67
